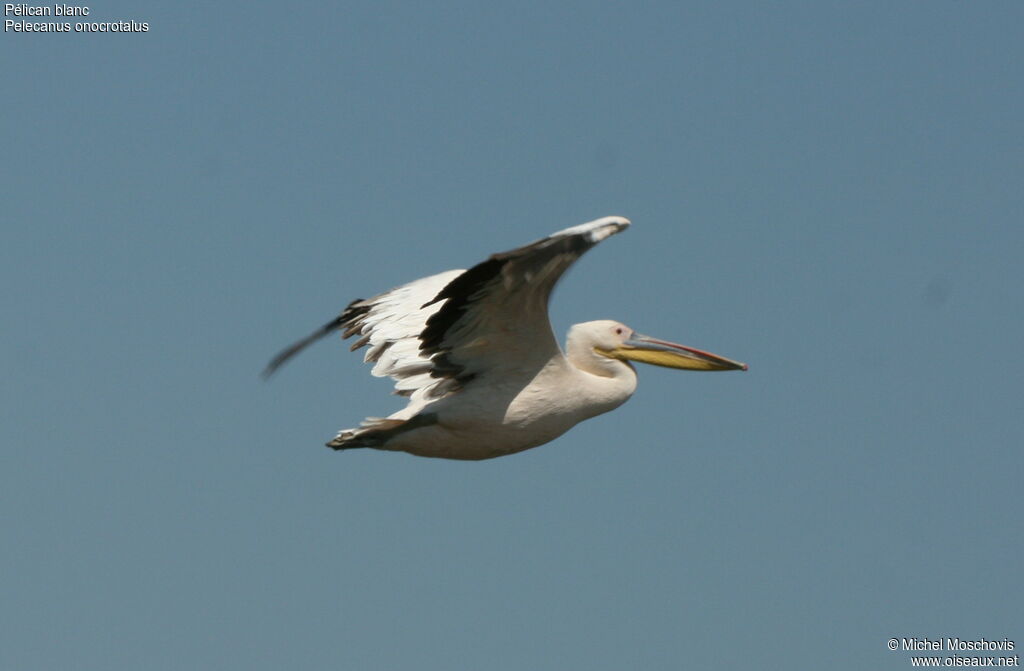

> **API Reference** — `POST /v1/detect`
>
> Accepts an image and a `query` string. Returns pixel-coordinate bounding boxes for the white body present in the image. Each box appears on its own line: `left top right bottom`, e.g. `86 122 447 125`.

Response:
384 334 638 459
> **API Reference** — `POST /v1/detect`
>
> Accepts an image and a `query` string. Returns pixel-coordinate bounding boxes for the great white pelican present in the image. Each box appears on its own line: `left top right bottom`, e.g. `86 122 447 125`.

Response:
265 217 746 460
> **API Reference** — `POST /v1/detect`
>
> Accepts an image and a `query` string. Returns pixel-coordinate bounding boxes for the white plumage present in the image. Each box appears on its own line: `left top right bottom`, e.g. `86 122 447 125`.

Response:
266 216 746 460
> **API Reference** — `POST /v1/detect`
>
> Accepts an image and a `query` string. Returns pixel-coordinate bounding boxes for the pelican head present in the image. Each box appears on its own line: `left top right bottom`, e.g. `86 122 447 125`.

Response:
569 320 747 375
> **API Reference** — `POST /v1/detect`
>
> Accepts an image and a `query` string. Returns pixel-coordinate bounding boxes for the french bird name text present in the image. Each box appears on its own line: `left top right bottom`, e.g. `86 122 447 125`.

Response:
4 4 88 15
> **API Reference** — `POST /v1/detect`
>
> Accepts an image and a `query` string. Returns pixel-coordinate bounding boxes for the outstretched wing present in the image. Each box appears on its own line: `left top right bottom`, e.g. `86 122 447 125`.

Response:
417 216 630 393
264 216 630 406
263 269 461 390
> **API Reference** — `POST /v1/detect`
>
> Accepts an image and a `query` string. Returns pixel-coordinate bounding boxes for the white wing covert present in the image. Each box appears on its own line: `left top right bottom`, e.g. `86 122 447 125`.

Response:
338 269 463 402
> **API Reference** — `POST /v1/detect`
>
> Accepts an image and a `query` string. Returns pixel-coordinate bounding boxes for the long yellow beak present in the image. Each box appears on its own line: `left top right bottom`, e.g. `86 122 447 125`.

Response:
602 333 747 372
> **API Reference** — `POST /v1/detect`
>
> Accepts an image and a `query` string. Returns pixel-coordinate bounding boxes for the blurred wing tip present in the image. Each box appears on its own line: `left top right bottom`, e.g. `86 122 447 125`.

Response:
262 316 345 379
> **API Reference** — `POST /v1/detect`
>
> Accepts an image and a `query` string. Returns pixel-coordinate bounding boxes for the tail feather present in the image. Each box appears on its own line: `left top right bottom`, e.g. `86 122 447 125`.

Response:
326 413 437 451
326 418 406 450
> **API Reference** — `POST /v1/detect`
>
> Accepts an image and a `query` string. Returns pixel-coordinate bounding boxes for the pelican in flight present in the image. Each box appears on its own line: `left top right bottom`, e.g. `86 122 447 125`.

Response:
265 217 746 460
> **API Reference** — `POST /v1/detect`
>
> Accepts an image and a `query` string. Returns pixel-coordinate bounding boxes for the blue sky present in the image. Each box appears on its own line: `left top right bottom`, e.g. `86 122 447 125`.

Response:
4 2 1022 669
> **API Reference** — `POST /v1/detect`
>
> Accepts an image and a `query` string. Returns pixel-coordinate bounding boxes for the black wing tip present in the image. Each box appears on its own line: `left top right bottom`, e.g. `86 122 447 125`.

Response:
261 315 348 379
